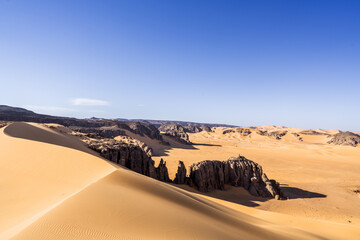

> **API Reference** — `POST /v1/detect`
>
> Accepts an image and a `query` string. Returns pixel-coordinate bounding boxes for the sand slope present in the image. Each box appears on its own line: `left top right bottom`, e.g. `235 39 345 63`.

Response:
14 169 319 240
0 122 115 239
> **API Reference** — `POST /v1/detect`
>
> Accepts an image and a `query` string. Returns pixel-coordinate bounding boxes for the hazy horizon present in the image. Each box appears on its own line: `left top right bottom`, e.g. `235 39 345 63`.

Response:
1 0 359 131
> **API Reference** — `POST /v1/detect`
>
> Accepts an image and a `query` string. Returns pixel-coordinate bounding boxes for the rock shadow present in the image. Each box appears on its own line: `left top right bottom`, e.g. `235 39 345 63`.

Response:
280 185 327 199
173 184 268 207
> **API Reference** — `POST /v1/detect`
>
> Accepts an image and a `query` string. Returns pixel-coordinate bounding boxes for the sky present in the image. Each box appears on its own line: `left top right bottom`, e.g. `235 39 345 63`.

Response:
0 0 359 131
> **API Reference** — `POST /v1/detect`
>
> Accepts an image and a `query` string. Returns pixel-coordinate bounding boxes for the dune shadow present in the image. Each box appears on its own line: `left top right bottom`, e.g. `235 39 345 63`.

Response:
280 186 327 199
3 122 97 156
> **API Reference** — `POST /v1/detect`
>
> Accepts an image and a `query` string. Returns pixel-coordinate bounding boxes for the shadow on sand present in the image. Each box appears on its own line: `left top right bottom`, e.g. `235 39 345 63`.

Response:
280 185 327 199
173 183 327 208
3 122 98 156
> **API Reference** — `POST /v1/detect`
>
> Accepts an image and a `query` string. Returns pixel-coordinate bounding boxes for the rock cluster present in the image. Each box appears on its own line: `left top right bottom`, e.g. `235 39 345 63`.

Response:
78 127 283 199
328 131 360 147
222 128 252 136
84 137 169 181
257 130 288 140
184 125 212 133
299 130 328 135
70 121 163 141
186 156 284 199
291 133 303 141
158 124 191 144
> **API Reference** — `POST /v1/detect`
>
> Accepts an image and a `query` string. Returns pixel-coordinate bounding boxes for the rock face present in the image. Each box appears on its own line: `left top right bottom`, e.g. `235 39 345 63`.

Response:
184 125 212 133
257 130 288 140
173 161 187 184
187 156 284 199
70 126 127 139
158 124 191 144
299 130 328 135
222 128 252 136
156 159 170 182
328 131 360 147
84 137 170 182
70 121 163 141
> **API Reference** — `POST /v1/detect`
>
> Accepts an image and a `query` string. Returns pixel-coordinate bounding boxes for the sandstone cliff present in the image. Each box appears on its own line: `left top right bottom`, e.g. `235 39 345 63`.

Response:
83 136 170 182
185 156 284 199
158 124 191 144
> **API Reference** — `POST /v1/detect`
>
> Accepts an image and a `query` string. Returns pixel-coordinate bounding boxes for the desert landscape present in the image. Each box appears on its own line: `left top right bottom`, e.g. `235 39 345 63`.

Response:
1 1 360 239
0 106 359 239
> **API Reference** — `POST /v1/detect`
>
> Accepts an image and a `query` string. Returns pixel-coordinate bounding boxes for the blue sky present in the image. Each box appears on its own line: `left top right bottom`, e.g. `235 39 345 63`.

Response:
0 0 359 130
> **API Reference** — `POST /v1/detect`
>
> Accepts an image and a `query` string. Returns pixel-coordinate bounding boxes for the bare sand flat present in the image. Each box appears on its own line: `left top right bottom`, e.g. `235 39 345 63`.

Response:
2 122 360 239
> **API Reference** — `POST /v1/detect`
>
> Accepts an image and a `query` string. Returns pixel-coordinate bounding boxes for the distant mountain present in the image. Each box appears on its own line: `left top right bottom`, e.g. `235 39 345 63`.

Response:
112 118 237 128
0 105 235 129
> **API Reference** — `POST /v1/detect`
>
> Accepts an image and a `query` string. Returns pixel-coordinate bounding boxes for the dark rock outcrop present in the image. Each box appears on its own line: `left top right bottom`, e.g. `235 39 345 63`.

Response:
187 156 284 199
84 137 170 182
257 130 288 140
70 126 127 139
292 133 303 141
159 124 191 144
222 128 252 136
300 130 329 136
173 161 187 184
184 125 212 133
328 131 360 147
156 159 170 182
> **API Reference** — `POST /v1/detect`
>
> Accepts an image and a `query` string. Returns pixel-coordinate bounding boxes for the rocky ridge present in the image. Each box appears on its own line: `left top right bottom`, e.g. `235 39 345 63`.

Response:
222 127 252 136
257 130 288 140
183 125 212 133
158 124 191 144
328 131 360 147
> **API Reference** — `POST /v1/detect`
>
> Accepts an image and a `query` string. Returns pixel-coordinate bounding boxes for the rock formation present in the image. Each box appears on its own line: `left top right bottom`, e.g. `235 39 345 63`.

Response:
257 130 288 140
158 124 191 144
328 131 360 147
184 125 212 133
156 159 170 182
292 133 303 141
173 161 187 184
299 130 328 135
222 128 252 136
186 156 284 199
83 136 170 182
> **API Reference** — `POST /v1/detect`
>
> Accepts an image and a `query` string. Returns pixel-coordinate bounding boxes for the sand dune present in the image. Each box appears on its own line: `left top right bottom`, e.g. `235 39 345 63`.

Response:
14 169 318 240
0 122 115 239
1 122 360 239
